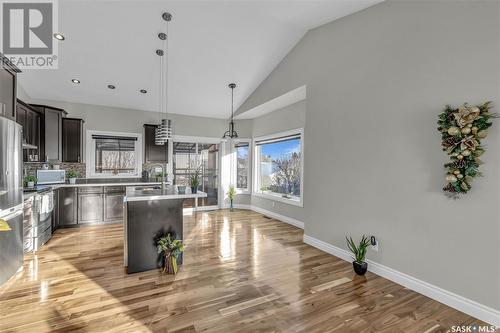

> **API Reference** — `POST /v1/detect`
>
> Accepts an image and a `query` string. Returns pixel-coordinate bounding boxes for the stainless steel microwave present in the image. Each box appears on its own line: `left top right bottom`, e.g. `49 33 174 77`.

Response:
36 170 66 184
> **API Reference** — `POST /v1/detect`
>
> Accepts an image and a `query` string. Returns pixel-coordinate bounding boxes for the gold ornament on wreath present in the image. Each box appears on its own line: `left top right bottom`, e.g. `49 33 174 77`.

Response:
437 102 497 197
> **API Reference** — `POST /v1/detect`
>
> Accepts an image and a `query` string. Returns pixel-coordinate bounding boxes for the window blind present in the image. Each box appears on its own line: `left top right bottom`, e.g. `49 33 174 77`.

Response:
235 142 249 148
92 134 138 141
255 134 301 146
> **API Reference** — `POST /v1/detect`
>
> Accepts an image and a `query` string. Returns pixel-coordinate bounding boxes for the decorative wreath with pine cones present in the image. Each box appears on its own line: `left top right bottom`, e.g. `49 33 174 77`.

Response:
437 102 496 196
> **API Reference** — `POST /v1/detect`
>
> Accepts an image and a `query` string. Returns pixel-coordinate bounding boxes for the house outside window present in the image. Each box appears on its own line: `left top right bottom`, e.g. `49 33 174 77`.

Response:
253 129 303 206
235 141 250 192
86 130 142 178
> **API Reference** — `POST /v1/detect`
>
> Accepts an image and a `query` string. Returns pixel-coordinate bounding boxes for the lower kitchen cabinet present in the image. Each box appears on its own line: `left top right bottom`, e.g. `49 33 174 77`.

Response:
78 193 104 224
52 189 59 231
58 187 78 226
104 194 124 222
56 186 125 227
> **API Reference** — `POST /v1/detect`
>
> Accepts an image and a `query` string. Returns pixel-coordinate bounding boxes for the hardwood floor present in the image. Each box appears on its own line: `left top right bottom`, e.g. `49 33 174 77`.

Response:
0 209 490 332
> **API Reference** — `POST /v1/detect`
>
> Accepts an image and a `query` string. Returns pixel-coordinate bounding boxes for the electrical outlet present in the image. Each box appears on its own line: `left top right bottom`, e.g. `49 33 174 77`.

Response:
370 236 379 252
272 201 276 207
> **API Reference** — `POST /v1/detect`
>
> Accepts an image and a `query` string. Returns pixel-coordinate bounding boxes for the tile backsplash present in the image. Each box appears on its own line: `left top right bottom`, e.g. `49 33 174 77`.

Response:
24 163 160 179
24 162 86 178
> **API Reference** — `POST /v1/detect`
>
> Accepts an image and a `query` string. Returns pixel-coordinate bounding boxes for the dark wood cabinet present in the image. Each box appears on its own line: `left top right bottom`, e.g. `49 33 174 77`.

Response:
62 118 84 162
78 193 104 224
144 124 168 163
0 54 20 121
58 187 78 226
52 189 59 231
77 187 104 224
16 100 41 161
104 186 125 222
30 104 67 162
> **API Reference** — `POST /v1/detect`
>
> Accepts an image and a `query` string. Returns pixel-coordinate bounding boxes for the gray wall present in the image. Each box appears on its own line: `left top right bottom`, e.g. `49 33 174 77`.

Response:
19 97 252 138
249 100 307 221
238 0 500 311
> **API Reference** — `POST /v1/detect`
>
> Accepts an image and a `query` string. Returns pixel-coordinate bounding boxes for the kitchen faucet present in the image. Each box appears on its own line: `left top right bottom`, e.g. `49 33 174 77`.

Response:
149 163 167 189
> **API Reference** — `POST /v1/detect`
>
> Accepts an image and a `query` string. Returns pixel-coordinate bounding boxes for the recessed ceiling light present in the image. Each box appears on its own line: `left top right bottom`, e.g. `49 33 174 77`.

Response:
140 89 147 94
107 84 116 89
71 79 80 84
53 33 65 41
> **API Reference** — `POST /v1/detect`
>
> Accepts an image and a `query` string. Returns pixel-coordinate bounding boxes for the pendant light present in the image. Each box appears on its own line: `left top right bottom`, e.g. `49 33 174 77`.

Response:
222 83 238 141
155 12 173 145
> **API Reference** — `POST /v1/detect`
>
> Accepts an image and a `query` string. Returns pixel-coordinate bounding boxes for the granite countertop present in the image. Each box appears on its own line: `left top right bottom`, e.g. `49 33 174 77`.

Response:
23 179 163 195
71 178 162 185
124 185 207 202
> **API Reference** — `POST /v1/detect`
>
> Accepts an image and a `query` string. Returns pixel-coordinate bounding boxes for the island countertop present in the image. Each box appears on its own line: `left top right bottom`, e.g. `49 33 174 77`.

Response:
124 185 207 202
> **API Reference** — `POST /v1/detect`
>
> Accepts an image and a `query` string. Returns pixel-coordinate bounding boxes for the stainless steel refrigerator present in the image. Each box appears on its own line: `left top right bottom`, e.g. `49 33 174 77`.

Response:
0 116 23 286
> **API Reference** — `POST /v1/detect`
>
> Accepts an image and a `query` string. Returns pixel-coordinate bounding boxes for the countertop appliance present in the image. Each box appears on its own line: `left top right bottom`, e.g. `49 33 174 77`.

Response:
37 169 66 184
23 187 54 252
0 116 23 286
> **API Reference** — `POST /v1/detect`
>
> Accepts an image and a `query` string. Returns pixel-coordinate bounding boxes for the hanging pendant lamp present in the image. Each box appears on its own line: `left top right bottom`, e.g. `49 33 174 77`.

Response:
222 83 238 141
155 12 173 145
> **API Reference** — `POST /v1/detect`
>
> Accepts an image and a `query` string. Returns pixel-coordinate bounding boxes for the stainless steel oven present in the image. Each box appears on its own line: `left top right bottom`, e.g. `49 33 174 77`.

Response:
23 188 54 252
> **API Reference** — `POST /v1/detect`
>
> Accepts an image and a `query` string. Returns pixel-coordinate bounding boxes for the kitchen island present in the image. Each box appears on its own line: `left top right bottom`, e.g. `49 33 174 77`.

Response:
123 185 207 274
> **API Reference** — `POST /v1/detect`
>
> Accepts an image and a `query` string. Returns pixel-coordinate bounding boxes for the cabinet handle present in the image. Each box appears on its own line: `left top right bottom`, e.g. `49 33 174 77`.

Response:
0 103 5 116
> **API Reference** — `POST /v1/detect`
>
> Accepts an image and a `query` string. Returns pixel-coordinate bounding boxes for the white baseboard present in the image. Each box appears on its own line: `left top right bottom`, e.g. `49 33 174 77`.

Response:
303 234 500 327
250 205 304 229
220 204 252 210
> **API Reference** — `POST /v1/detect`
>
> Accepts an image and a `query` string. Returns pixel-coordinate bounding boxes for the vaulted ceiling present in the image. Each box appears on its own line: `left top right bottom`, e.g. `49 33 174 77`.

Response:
18 0 381 118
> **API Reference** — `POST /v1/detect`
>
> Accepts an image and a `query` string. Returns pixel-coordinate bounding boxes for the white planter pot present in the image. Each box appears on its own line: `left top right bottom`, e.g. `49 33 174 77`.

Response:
68 178 76 184
27 181 35 188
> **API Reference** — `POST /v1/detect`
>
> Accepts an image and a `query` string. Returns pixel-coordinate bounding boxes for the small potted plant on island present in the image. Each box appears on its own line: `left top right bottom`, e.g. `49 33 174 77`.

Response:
189 169 200 194
346 235 370 276
24 175 36 188
156 233 184 275
177 181 186 194
66 170 79 184
228 186 236 211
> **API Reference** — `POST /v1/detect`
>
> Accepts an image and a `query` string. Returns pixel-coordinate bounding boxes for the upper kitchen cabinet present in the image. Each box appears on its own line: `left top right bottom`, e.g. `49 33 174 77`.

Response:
144 124 168 163
62 118 84 163
0 53 20 121
16 100 41 162
30 104 67 162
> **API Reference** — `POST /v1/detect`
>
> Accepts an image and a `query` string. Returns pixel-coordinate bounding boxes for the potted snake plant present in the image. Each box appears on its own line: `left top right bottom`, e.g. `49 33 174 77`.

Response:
346 235 370 275
189 169 200 194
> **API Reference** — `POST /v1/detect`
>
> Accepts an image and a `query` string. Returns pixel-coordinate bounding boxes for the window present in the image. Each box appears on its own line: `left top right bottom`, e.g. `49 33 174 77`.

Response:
172 140 220 208
235 142 249 191
254 129 303 206
87 131 142 178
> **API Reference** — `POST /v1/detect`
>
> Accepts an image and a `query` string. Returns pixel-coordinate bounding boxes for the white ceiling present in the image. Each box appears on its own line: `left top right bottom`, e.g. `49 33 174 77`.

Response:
18 0 381 119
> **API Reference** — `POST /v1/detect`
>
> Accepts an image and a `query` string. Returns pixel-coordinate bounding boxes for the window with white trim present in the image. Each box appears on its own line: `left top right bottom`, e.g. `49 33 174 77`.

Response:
254 130 303 206
235 141 250 191
87 131 142 178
